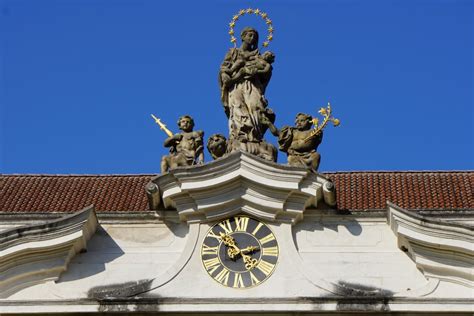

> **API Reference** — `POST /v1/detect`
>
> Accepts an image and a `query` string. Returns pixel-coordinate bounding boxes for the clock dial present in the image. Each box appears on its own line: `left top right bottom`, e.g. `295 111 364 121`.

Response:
201 216 279 288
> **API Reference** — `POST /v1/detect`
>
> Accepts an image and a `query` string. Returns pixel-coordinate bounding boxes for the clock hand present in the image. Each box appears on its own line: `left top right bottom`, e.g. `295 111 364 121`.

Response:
242 253 258 270
219 232 241 259
219 233 259 269
240 245 259 254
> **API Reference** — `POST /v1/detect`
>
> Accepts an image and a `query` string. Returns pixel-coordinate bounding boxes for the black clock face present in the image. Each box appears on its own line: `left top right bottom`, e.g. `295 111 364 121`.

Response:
201 216 279 288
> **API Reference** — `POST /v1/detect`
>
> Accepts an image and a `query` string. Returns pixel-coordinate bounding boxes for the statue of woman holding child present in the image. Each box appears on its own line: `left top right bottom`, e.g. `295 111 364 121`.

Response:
218 27 277 162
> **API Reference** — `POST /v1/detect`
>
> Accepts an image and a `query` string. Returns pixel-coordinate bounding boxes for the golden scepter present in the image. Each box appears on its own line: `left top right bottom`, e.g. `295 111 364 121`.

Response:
151 114 174 137
304 102 340 142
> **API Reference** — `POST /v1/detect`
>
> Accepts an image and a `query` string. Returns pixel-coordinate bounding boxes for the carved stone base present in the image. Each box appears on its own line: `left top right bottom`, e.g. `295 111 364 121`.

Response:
150 151 335 224
227 138 277 162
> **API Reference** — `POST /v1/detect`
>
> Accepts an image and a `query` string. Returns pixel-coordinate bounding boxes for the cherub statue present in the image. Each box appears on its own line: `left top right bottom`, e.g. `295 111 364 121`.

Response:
262 113 323 171
160 115 204 173
207 134 228 160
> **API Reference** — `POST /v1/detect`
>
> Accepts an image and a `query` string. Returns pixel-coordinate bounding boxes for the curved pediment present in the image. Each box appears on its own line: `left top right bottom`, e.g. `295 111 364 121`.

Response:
150 151 336 224
0 206 98 298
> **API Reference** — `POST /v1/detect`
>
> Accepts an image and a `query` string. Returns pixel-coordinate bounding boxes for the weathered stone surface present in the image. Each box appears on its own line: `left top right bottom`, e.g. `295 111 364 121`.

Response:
161 115 204 174
218 27 278 162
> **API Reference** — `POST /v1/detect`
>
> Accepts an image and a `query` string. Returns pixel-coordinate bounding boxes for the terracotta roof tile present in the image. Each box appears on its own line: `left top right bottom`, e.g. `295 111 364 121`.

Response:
0 175 151 213
325 171 473 211
0 172 473 213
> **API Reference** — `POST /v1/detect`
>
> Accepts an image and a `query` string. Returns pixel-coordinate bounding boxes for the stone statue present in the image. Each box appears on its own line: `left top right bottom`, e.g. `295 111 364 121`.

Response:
263 113 323 171
218 27 277 162
207 134 228 160
160 115 204 173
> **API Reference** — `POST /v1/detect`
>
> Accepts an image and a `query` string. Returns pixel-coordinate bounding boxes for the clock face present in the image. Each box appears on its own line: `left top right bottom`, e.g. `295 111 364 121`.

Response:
201 216 279 288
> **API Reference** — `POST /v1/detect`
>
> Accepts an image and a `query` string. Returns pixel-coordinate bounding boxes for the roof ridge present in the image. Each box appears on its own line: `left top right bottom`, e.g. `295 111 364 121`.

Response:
322 170 474 174
0 174 155 177
1 171 473 177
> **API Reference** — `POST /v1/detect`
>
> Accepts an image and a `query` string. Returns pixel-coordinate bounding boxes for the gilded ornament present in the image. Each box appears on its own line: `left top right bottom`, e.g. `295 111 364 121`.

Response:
227 8 275 48
307 102 341 141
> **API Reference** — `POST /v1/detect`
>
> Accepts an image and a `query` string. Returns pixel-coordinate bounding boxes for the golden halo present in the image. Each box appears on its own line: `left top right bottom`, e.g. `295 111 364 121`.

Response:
229 8 274 48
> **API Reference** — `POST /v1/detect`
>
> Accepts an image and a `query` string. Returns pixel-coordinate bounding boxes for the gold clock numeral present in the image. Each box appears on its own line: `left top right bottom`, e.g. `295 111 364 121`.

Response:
215 267 230 285
262 246 278 257
234 216 249 232
249 270 260 286
219 219 233 234
202 243 218 255
252 222 263 235
233 273 244 288
259 233 275 245
207 230 222 240
257 260 275 276
203 257 221 275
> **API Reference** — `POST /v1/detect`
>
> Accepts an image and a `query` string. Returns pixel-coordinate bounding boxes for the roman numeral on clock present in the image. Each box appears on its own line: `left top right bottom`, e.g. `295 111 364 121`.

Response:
249 270 260 286
207 230 222 240
218 219 233 234
257 260 275 276
202 243 218 255
259 233 275 245
215 267 230 285
262 246 278 257
252 222 263 235
234 216 249 232
203 257 220 275
233 273 244 288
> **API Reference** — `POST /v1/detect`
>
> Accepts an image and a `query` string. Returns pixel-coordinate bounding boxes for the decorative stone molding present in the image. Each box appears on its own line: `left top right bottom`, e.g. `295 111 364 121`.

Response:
1 297 474 314
151 151 335 224
0 206 98 298
387 202 474 288
145 182 160 210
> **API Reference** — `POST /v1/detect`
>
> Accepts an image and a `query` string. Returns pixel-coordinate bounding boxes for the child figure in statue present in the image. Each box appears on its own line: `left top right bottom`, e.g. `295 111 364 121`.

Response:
161 115 204 173
262 113 323 171
221 51 275 90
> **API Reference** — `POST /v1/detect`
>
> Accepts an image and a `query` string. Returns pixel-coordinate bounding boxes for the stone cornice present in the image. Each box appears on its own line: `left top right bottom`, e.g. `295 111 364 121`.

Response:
387 202 474 288
0 206 98 298
151 151 336 224
1 297 473 313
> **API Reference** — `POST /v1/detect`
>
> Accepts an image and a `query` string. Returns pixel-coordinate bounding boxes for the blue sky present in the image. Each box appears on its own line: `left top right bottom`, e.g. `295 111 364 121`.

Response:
1 0 472 174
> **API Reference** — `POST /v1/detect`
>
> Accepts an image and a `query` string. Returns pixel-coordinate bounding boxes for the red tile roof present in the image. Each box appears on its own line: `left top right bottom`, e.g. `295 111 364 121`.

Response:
1 172 472 213
0 175 149 213
325 171 473 211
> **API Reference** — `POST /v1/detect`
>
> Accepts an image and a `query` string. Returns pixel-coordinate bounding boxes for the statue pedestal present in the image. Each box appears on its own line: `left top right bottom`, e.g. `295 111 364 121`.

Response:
150 150 335 224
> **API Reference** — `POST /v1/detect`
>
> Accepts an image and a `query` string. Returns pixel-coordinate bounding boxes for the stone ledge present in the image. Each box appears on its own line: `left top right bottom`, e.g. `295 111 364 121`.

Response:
1 297 473 313
151 151 336 224
0 206 98 298
387 202 474 289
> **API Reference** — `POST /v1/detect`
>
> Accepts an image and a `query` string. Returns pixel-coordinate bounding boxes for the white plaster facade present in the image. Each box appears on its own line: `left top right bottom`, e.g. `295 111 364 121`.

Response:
0 154 472 314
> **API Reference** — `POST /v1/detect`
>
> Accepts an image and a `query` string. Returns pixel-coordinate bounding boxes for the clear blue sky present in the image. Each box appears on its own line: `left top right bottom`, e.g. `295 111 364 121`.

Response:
1 0 472 174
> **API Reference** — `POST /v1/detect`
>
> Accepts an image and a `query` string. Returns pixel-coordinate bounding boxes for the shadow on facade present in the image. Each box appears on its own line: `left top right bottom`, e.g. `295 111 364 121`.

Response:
56 226 125 283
